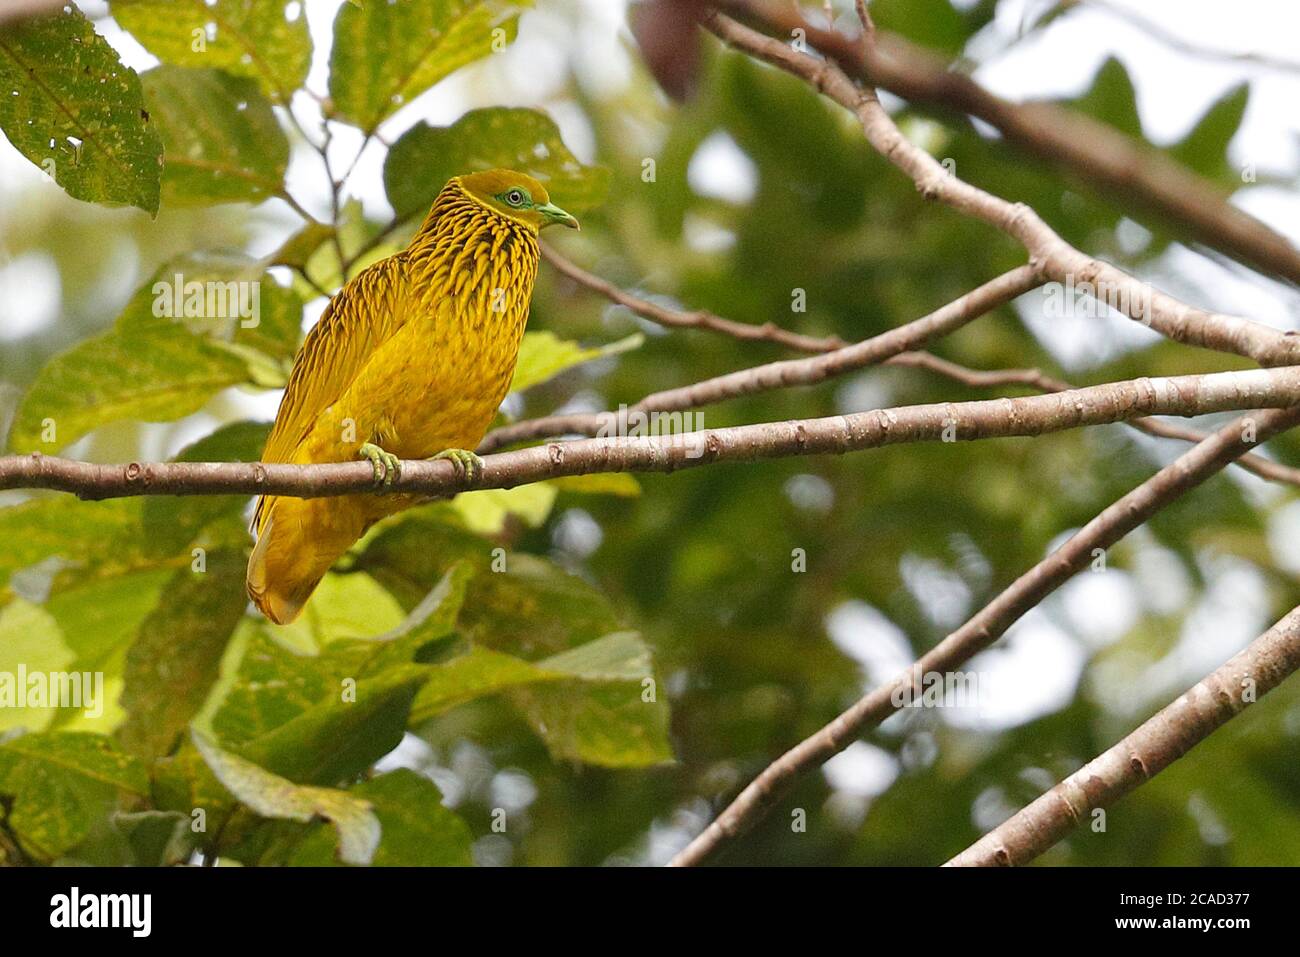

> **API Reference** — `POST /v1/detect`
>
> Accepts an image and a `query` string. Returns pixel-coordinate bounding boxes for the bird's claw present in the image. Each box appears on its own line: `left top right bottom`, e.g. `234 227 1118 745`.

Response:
359 442 402 489
432 448 484 484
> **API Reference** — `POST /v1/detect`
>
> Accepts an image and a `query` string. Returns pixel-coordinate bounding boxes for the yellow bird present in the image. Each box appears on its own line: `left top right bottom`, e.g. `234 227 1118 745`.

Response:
246 169 579 625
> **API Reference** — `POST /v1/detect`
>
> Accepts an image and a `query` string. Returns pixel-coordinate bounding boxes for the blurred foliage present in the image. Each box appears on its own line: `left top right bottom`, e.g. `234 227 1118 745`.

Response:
0 0 1297 867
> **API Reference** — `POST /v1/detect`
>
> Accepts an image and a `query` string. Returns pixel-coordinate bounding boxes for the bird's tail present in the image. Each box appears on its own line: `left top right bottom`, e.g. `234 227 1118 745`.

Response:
246 494 369 625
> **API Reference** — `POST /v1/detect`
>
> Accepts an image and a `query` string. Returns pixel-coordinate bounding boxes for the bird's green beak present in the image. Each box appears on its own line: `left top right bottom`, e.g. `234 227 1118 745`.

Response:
537 202 579 230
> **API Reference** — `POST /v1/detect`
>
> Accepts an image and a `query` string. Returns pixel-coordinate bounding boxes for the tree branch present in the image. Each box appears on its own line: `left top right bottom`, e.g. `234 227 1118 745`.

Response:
946 600 1300 866
897 352 1300 488
542 244 848 353
714 0 1300 291
6 369 1300 500
501 256 1300 485
703 10 1300 368
482 263 1041 452
668 403 1300 866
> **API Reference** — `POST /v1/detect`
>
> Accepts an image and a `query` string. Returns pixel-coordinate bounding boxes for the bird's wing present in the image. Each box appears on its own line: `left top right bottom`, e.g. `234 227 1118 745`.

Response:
261 255 410 468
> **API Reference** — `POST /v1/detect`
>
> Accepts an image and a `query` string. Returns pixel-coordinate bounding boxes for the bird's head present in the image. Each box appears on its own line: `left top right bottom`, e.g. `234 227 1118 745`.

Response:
456 169 580 232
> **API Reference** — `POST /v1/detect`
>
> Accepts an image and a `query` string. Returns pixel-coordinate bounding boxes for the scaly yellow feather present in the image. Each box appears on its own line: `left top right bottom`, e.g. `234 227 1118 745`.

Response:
247 170 575 624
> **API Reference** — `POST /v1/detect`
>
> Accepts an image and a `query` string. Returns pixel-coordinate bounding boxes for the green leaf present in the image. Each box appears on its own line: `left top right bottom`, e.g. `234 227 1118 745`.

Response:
383 107 611 219
1170 82 1249 182
141 65 289 206
117 551 249 759
0 7 163 213
239 664 431 785
535 630 656 682
0 498 146 593
409 645 562 720
515 632 672 768
206 568 467 747
450 483 557 535
268 571 408 656
548 473 642 497
112 0 312 103
7 323 244 454
510 331 642 393
867 0 974 57
330 0 532 133
268 221 337 270
331 562 473 675
140 420 271 557
8 260 299 453
0 732 147 862
42 568 174 734
0 599 73 733
410 630 672 767
512 679 673 768
192 732 379 865
410 630 646 716
1073 56 1143 141
287 769 472 866
204 626 337 747
112 810 197 866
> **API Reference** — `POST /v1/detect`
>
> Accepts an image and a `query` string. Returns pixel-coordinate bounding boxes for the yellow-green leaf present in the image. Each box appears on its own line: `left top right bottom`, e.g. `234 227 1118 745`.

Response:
141 65 289 206
192 732 379 865
510 331 642 394
0 600 73 734
8 260 300 453
117 551 249 759
330 0 532 133
548 473 643 497
112 0 311 103
0 732 147 862
384 106 610 219
287 769 472 866
0 6 163 213
450 483 558 535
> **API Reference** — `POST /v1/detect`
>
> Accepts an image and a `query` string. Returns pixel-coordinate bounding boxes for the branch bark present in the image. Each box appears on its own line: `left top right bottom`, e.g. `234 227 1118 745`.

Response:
482 263 1041 452
668 404 1300 866
524 247 1300 487
946 601 1300 866
703 10 1300 368
6 368 1300 500
715 0 1300 290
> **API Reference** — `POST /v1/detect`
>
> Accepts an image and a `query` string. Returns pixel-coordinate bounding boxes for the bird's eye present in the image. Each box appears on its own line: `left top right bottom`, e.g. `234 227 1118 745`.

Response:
505 189 525 207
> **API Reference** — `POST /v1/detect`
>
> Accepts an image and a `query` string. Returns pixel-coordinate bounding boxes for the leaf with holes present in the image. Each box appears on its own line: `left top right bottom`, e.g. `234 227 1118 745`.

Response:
0 6 162 213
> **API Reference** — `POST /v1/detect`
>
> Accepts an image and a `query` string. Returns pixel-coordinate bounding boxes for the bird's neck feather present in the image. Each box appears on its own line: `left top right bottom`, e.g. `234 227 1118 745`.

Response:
405 183 540 332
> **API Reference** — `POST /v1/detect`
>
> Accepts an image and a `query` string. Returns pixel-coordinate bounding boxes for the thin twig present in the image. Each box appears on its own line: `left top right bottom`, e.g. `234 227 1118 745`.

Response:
1070 0 1300 77
523 244 1300 486
704 9 1300 367
712 0 1300 293
895 352 1300 487
946 599 1300 866
542 244 848 352
668 403 1300 866
480 265 1041 451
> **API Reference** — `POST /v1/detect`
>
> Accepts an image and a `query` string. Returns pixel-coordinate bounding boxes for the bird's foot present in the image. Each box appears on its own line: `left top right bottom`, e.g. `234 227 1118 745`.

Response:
431 447 484 483
358 442 402 488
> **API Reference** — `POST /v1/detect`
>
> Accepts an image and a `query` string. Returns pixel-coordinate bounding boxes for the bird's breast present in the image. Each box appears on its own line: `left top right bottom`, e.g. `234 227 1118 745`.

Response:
385 249 536 455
